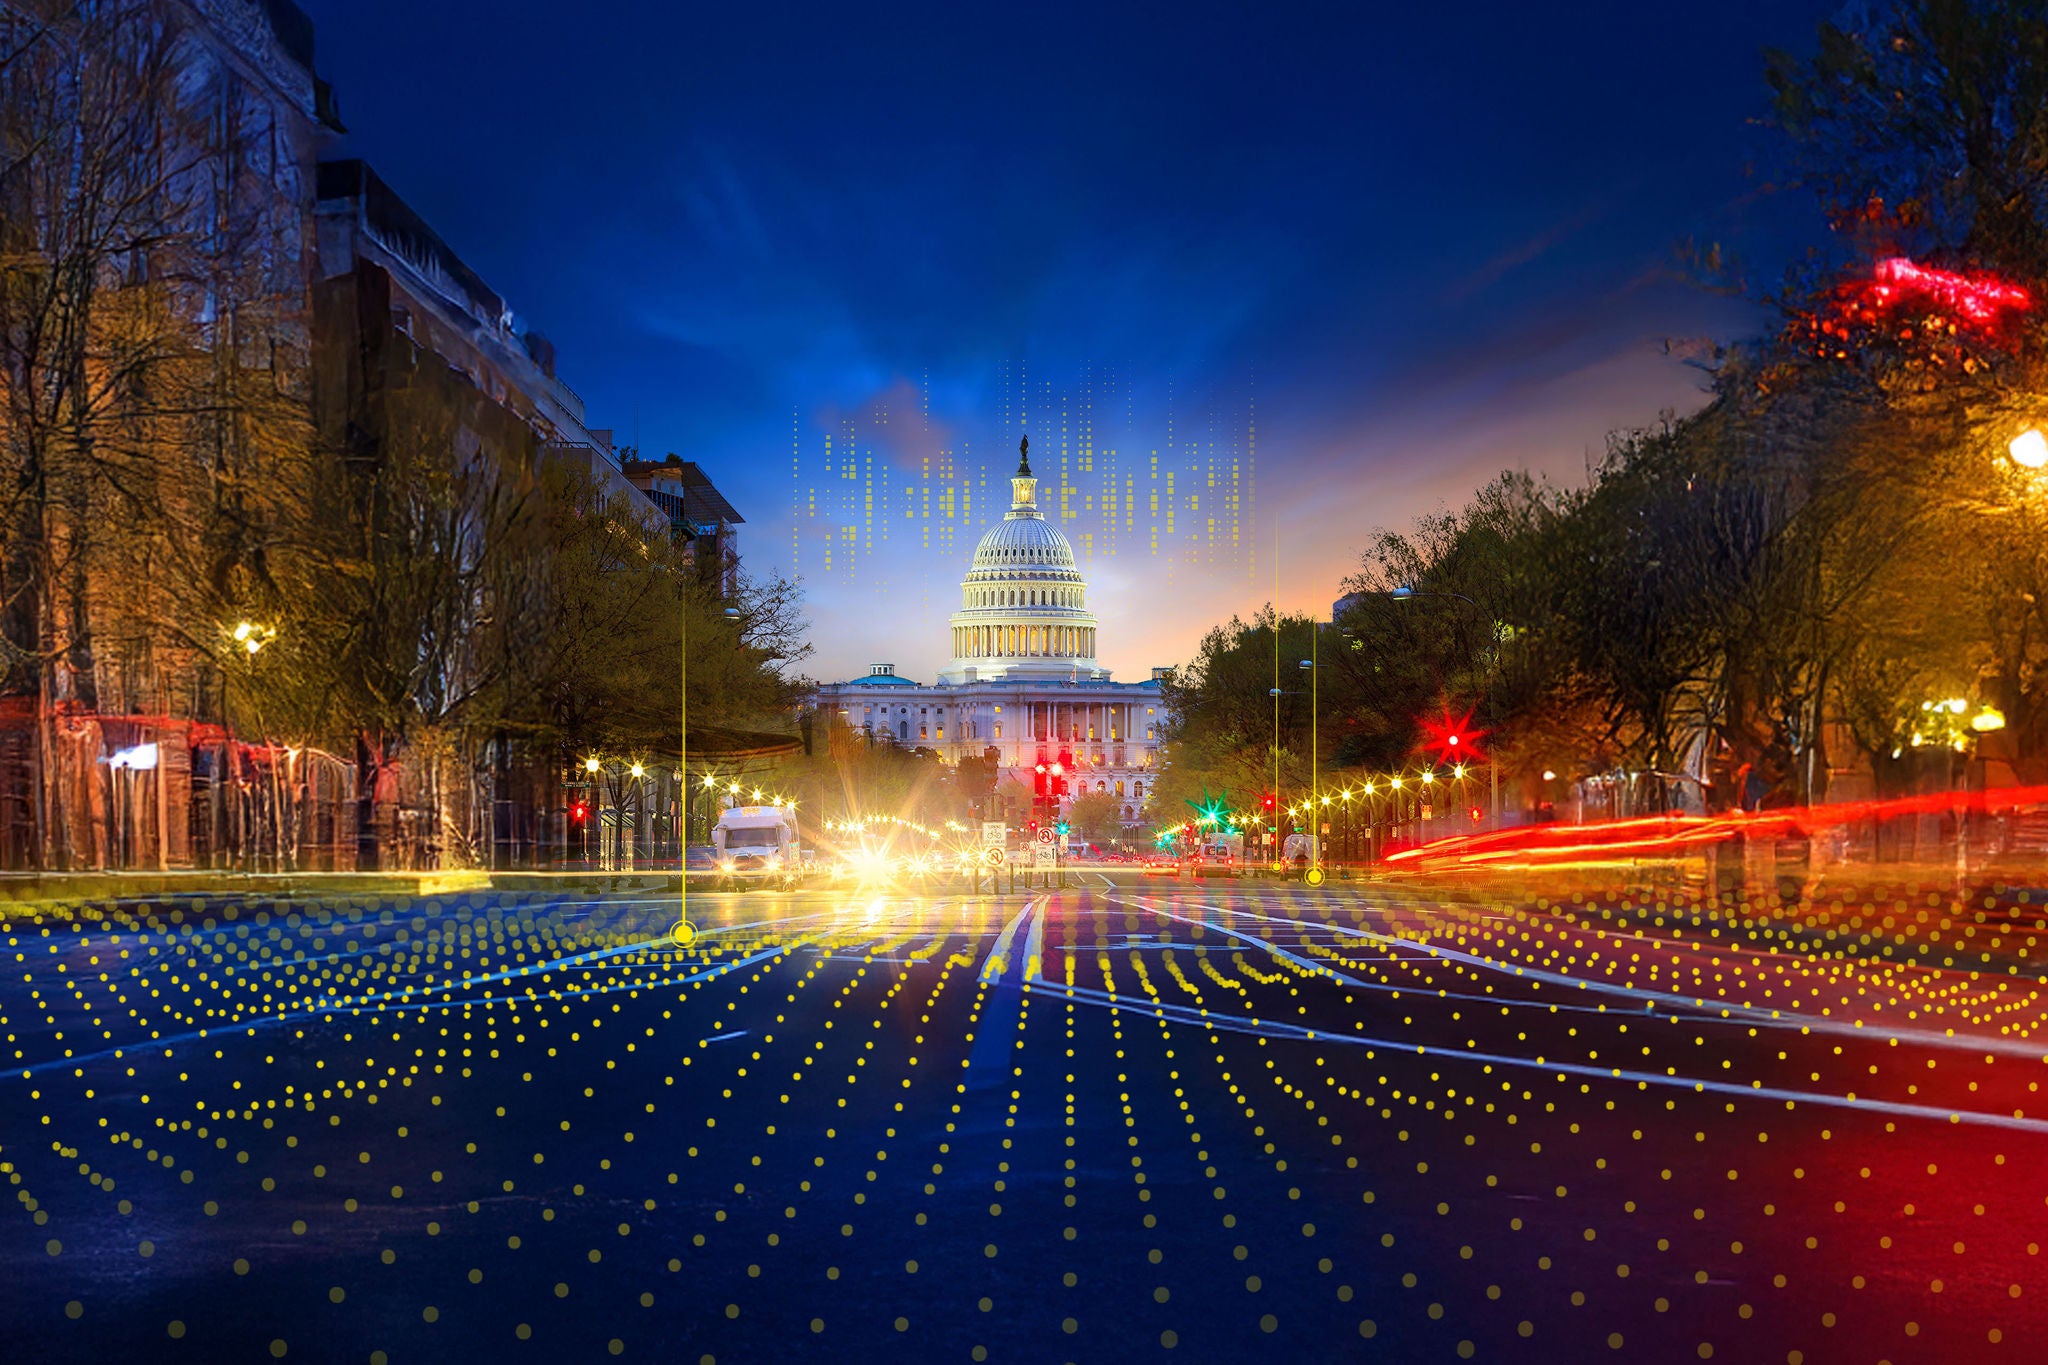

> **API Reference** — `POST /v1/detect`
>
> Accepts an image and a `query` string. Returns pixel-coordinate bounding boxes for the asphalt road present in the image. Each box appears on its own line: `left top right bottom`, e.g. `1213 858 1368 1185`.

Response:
5 869 2048 1362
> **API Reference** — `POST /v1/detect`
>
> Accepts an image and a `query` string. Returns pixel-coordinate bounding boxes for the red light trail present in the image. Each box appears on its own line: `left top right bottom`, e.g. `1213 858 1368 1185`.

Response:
1384 783 2048 872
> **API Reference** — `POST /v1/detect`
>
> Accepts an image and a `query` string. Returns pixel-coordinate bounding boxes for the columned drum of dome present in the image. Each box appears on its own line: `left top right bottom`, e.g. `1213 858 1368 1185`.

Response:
938 436 1106 684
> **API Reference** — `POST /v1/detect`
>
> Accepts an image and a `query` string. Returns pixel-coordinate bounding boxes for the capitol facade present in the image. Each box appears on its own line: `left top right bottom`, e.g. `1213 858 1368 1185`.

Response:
813 438 1165 831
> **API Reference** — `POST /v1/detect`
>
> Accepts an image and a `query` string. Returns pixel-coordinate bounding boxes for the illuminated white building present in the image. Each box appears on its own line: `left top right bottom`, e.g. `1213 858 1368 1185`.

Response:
814 439 1165 829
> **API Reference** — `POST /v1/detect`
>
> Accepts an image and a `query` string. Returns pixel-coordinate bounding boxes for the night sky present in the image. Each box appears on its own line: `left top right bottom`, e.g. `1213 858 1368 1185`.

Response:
299 0 1832 682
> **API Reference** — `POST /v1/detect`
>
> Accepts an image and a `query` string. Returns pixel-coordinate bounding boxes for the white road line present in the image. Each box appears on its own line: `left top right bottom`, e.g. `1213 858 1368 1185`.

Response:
979 898 1040 983
1022 901 1047 980
1143 888 2048 1060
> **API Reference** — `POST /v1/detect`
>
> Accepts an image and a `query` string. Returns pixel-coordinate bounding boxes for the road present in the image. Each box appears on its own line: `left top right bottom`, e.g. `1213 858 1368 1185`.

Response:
4 870 2048 1361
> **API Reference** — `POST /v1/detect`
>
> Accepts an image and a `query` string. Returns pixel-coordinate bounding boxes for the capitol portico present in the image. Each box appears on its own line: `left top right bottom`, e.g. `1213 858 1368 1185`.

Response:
814 437 1165 831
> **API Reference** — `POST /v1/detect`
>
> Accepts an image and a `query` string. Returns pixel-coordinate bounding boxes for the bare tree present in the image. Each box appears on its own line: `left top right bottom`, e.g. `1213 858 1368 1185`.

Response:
0 1 314 867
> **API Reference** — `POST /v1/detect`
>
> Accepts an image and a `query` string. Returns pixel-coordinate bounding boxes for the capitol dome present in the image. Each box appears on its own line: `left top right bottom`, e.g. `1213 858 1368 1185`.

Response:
969 514 1080 570
938 437 1107 684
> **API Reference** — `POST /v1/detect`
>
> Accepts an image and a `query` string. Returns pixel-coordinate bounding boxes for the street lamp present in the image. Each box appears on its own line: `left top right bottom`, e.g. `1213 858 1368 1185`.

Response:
221 619 288 872
2012 428 2048 468
1299 627 1323 881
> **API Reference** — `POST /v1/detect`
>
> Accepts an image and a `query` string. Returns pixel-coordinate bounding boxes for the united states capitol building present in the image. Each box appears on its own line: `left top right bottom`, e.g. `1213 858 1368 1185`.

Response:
813 438 1166 829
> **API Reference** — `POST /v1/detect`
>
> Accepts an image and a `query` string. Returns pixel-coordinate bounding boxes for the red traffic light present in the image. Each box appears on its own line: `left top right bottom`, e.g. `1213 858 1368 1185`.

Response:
570 802 588 823
1421 705 1486 765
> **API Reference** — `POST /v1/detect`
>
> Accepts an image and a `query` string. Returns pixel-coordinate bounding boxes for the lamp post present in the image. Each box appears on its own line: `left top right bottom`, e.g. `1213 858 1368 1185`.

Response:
670 597 743 946
225 621 283 872
1299 623 1322 882
1389 585 1500 830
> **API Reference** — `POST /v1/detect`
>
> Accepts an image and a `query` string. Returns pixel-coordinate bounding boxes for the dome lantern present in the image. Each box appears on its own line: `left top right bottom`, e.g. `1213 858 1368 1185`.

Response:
1010 434 1038 513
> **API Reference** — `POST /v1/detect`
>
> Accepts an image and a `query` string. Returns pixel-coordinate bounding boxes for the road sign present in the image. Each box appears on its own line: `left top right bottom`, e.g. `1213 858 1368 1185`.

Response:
981 821 1007 847
1033 844 1057 867
982 846 1005 869
1035 825 1055 845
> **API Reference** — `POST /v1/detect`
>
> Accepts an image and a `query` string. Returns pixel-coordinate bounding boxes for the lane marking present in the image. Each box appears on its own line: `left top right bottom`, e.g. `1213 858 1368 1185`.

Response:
979 898 1041 983
1022 899 1048 981
1044 978 2048 1136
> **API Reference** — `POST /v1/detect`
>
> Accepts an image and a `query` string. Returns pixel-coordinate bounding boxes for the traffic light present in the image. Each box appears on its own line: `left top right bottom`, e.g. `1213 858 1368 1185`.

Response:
1056 820 1069 836
1033 762 1048 799
1027 820 1039 834
1421 705 1486 766
1262 791 1276 812
1056 749 1073 796
570 801 588 825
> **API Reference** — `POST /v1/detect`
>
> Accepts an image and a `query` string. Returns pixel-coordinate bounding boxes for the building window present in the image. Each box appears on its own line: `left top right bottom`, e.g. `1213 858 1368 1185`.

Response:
994 724 1002 739
899 720 909 741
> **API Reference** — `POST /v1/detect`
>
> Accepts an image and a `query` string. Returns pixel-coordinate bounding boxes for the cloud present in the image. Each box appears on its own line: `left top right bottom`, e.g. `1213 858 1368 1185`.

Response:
811 377 956 471
1442 199 1611 305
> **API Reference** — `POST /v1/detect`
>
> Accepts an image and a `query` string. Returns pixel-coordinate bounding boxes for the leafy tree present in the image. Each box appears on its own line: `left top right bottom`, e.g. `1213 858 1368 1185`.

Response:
1067 789 1124 846
1767 0 2048 281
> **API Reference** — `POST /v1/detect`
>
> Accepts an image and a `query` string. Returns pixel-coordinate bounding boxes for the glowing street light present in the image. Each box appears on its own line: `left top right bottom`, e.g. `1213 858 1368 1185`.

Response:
585 756 601 774
2013 428 2048 469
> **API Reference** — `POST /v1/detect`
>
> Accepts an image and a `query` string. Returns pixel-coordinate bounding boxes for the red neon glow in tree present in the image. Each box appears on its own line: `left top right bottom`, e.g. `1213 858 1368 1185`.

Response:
1796 255 2032 365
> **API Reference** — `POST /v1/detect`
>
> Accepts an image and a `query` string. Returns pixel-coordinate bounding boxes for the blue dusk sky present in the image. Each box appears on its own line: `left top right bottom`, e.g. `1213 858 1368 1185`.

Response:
300 0 1833 683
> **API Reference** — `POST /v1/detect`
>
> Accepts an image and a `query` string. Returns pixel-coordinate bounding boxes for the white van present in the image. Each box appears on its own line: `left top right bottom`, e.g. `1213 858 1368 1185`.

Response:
1194 832 1245 877
711 805 802 888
